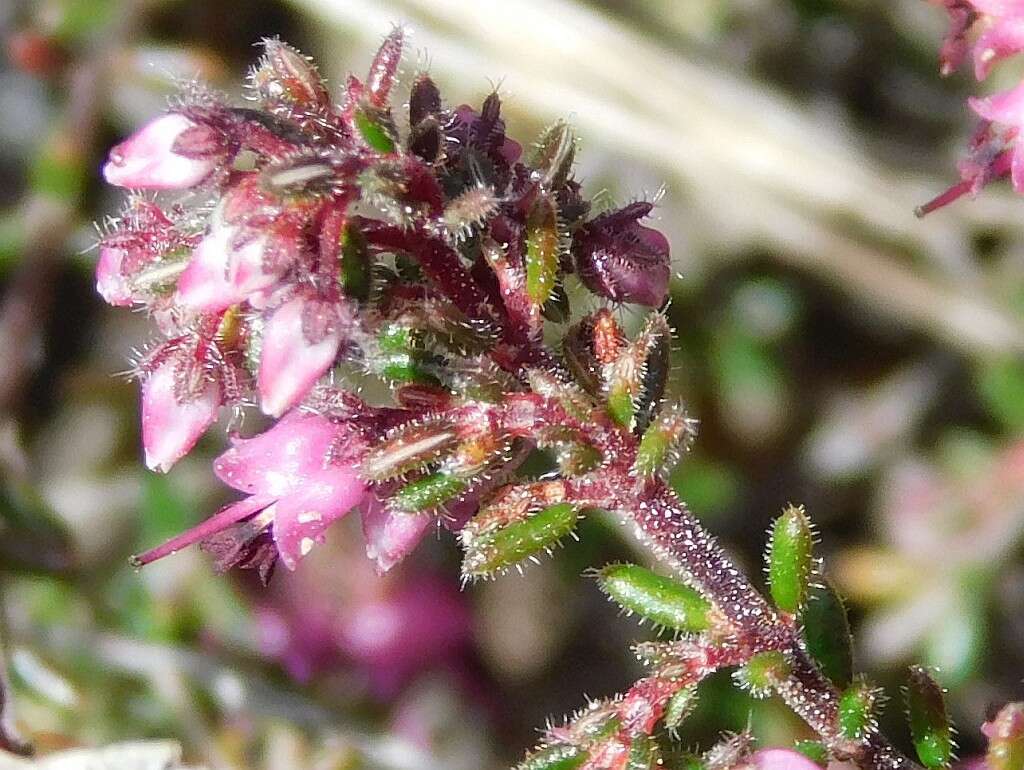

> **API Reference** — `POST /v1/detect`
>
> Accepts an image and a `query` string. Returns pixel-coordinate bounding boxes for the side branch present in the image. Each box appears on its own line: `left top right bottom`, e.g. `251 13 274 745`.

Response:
623 487 919 770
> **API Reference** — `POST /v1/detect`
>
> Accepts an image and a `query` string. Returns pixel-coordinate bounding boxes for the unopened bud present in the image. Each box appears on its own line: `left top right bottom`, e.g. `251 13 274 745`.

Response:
391 470 466 513
531 120 577 189
516 744 586 770
634 402 698 481
361 417 458 481
663 685 698 733
253 39 329 111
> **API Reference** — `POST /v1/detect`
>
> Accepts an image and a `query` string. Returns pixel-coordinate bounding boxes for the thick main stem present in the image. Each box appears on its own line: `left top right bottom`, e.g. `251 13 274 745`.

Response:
626 487 919 770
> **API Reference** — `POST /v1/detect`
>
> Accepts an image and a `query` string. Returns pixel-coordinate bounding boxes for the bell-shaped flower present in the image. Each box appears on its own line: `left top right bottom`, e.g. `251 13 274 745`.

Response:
141 356 221 473
258 293 346 417
572 202 671 307
133 411 368 571
103 113 222 190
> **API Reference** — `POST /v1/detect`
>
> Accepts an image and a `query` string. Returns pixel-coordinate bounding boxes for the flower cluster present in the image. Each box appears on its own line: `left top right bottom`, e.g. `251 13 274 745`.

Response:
99 30 671 581
921 0 1024 214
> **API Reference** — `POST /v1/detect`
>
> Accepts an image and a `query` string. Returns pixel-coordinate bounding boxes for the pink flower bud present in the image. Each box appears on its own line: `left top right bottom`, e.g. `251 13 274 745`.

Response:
95 242 133 306
258 294 344 417
176 217 283 313
573 202 671 307
141 357 221 473
103 113 220 190
748 749 827 770
360 494 433 574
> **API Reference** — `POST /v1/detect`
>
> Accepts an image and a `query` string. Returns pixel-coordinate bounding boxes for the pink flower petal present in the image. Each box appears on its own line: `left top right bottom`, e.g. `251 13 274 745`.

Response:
175 224 239 312
95 243 132 306
213 411 346 495
271 466 367 569
971 0 1024 18
970 80 1024 126
360 495 434 574
103 113 218 190
258 296 342 417
974 18 1024 79
141 359 220 472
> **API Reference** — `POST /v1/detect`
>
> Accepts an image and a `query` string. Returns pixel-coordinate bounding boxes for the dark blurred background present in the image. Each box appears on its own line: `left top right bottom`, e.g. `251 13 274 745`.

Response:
1 1 1023 768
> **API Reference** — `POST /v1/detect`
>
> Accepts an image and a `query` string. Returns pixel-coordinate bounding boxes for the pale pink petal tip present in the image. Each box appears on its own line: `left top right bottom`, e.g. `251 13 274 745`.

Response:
103 113 218 190
141 360 220 473
361 496 433 574
95 244 133 306
258 296 342 417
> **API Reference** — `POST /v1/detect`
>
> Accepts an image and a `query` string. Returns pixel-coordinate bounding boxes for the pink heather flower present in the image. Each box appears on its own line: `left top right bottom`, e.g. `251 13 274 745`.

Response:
360 494 434 574
141 357 221 473
134 411 368 572
258 294 345 417
103 113 220 190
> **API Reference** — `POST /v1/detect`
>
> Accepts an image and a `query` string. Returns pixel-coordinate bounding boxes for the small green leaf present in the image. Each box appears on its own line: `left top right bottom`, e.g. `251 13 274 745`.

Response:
391 472 466 513
339 224 371 300
354 106 397 153
597 563 711 633
626 734 661 770
734 650 790 698
525 194 560 306
793 741 829 768
906 666 954 769
802 580 853 688
838 678 878 740
767 504 815 614
516 744 586 770
462 502 580 578
664 685 698 732
634 402 696 481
